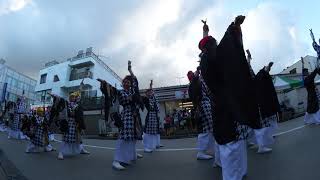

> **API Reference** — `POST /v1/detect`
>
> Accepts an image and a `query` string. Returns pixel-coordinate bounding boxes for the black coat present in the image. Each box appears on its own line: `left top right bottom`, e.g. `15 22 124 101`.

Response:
304 69 320 113
200 37 218 89
255 68 280 119
188 76 201 107
204 22 260 145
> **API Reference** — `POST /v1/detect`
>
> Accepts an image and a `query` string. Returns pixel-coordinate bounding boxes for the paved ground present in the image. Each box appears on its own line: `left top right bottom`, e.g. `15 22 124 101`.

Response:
0 116 320 180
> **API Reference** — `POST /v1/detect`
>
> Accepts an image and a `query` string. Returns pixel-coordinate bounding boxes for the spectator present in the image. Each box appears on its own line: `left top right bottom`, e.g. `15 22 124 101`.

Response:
164 115 172 136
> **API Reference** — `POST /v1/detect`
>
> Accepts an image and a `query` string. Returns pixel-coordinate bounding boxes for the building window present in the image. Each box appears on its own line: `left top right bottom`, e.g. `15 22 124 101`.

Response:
40 74 47 84
289 68 296 74
53 75 60 82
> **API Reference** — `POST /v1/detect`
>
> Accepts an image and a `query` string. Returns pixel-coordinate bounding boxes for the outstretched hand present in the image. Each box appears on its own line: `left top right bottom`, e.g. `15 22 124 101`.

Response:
202 19 209 33
235 15 245 26
310 29 316 42
128 60 132 72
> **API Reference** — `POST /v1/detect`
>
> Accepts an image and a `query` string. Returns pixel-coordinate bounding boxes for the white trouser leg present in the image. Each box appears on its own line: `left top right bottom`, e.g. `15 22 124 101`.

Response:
220 140 246 180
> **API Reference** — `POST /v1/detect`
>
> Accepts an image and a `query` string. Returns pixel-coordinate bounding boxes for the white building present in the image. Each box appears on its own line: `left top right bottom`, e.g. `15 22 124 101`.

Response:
281 55 318 75
0 59 37 106
34 47 122 106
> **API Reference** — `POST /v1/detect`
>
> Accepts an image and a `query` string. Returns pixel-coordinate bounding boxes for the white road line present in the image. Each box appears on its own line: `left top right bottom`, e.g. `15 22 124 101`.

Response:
273 125 307 136
51 124 308 152
52 138 197 151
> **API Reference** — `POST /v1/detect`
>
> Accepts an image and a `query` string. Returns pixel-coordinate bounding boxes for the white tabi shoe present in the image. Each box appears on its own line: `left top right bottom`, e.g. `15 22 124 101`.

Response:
44 145 55 152
58 152 64 160
144 148 153 153
112 161 126 170
257 147 272 154
197 152 213 160
136 153 143 159
80 149 90 155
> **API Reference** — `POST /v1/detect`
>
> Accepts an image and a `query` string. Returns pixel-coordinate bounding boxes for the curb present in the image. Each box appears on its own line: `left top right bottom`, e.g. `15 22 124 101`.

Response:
0 149 28 180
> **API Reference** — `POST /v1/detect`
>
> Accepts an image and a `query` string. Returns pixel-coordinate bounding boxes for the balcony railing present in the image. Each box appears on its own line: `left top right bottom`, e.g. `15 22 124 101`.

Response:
69 71 93 81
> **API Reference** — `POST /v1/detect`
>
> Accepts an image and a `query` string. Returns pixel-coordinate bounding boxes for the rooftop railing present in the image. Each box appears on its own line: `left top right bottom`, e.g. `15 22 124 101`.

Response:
70 52 122 83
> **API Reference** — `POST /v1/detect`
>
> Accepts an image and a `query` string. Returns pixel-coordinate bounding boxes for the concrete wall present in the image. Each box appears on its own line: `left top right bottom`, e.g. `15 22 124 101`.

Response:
281 56 317 74
277 84 320 115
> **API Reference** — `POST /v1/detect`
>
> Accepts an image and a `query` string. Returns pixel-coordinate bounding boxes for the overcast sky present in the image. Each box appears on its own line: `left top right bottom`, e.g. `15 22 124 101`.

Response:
1 0 319 88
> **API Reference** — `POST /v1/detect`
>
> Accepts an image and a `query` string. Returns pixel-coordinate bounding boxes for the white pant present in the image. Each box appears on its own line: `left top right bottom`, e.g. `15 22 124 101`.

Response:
304 111 320 125
59 143 82 156
197 132 215 153
249 128 274 148
114 139 137 164
219 140 247 180
143 133 157 150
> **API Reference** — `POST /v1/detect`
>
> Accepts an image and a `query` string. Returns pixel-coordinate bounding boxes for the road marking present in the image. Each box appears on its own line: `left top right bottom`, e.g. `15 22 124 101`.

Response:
51 124 308 152
273 125 307 136
52 138 198 151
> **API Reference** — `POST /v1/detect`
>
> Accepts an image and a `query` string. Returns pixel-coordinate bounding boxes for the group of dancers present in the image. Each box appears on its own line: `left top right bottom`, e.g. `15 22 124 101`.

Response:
1 91 90 160
1 14 320 180
186 15 320 180
187 15 281 180
0 60 163 170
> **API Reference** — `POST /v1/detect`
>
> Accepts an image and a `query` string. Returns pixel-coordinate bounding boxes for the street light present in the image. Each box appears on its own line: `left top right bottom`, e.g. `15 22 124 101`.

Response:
176 76 184 86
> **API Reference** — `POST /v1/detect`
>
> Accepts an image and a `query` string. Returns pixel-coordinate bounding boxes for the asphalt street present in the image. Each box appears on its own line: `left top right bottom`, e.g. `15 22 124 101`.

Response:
0 116 319 180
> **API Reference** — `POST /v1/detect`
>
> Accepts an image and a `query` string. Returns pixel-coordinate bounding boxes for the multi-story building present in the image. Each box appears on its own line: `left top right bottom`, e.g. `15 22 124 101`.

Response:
0 59 37 106
281 55 318 75
34 47 122 107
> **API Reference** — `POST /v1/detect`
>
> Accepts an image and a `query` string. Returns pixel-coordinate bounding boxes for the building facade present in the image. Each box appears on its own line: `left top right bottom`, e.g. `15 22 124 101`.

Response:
140 84 191 127
0 59 37 106
34 48 122 107
281 55 319 75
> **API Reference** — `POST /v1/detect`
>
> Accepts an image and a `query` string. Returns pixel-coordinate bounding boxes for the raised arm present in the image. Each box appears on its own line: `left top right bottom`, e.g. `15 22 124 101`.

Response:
304 68 319 86
202 19 209 38
128 60 135 77
246 49 252 63
149 80 153 90
310 29 316 42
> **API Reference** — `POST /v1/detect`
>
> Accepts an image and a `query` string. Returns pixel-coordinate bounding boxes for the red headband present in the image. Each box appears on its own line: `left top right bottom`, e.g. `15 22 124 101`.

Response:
187 71 194 81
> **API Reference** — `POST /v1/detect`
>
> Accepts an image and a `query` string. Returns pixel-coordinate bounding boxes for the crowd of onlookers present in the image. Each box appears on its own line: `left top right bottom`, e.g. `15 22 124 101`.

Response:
162 109 198 136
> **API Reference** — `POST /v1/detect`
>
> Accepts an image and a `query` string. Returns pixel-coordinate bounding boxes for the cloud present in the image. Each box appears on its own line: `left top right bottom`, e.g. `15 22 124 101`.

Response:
0 0 33 15
103 0 217 88
104 0 310 88
0 0 313 89
241 2 310 74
